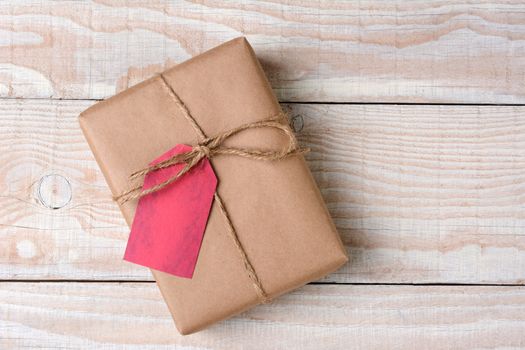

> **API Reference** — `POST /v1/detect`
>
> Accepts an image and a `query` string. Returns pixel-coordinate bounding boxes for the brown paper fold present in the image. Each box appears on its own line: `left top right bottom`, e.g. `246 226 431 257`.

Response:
79 37 348 334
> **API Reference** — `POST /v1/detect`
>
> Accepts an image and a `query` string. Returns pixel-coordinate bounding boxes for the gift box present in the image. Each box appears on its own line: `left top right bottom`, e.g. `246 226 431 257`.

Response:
79 37 348 334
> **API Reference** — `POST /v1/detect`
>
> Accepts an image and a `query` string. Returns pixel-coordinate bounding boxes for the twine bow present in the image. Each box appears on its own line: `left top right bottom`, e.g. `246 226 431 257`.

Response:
115 115 308 205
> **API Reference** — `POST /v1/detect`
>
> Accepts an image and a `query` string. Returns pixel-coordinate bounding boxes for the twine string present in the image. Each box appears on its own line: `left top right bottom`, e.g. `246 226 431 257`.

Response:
115 73 308 303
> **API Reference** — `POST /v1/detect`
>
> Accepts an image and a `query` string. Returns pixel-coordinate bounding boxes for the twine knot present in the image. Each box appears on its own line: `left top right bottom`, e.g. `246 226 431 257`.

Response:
195 143 212 159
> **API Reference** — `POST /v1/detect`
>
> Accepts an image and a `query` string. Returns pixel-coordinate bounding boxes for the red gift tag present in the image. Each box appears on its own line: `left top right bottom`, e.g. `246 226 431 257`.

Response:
124 144 217 278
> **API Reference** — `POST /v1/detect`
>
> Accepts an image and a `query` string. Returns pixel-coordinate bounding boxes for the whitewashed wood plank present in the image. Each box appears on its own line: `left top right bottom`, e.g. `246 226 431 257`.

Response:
1 100 525 283
1 283 525 349
1 1 524 102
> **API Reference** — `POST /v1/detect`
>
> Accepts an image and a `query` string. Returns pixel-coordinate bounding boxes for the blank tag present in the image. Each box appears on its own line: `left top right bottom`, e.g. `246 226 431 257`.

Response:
124 144 217 278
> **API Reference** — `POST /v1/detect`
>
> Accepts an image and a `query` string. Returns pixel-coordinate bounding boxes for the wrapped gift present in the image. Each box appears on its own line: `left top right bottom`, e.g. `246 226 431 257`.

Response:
79 37 347 334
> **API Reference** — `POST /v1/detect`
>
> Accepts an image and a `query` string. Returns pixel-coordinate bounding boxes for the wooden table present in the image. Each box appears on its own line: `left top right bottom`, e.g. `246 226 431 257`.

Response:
2 1 525 348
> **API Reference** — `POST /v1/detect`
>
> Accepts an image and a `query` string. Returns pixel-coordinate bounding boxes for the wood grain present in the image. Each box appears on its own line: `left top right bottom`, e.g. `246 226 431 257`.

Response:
2 282 525 349
1 99 524 284
1 1 524 103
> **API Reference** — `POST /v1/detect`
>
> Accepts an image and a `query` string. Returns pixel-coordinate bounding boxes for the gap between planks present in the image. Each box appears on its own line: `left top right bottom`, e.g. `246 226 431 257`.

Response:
1 280 525 287
3 96 525 107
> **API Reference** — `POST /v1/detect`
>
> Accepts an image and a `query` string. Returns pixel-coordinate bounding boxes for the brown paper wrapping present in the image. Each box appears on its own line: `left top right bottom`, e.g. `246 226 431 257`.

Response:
79 37 348 334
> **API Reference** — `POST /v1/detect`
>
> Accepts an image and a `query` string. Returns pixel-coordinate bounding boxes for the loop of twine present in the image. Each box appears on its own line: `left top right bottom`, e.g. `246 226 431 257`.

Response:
115 73 308 303
115 117 307 205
